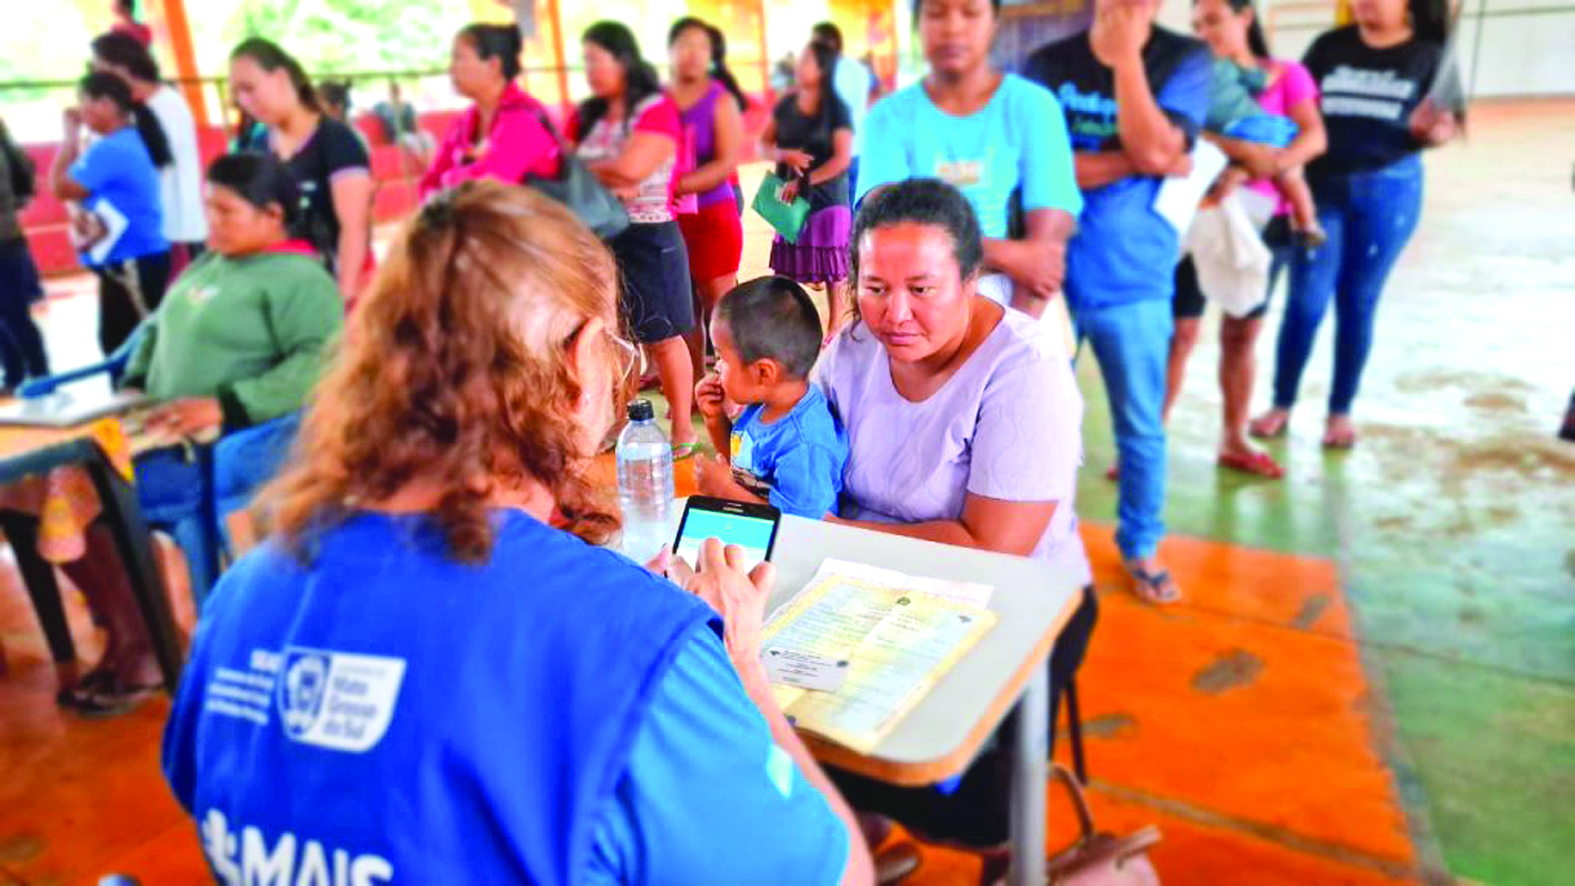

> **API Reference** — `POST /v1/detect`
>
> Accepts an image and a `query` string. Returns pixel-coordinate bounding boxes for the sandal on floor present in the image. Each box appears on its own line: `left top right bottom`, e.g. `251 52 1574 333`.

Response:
1218 449 1284 479
65 673 158 718
56 665 116 707
875 843 921 885
1249 411 1290 439
670 442 701 461
1125 561 1181 606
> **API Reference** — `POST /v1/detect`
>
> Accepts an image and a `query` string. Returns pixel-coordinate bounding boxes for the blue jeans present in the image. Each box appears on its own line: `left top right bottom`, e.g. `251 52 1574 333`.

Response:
214 412 300 520
1076 298 1172 560
135 445 218 603
1272 155 1423 414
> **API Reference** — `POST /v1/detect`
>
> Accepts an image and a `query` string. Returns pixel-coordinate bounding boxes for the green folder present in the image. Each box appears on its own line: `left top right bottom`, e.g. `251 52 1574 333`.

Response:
751 172 812 244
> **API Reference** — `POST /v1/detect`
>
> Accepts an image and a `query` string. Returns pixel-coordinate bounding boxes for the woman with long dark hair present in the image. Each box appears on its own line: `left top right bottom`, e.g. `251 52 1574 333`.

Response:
57 152 342 713
761 41 855 336
1251 0 1458 448
570 21 698 457
668 17 746 379
229 38 372 304
421 23 561 197
1161 0 1328 479
48 72 171 355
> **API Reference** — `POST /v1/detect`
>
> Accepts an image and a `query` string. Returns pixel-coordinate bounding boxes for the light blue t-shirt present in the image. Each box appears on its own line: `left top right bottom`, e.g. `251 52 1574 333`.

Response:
69 127 168 265
729 385 848 519
586 631 849 885
855 73 1083 240
833 56 876 156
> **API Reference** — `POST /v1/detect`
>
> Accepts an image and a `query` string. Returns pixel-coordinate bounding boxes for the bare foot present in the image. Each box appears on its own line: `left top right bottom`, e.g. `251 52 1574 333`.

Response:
1323 414 1357 449
1249 408 1290 439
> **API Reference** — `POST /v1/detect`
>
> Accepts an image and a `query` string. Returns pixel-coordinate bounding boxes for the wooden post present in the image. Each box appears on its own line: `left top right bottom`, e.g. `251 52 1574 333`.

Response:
544 0 571 112
152 0 208 128
756 0 771 95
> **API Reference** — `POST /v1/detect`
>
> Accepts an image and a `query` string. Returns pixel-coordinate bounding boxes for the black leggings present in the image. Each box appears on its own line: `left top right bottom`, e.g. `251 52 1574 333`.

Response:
0 237 49 385
95 250 171 357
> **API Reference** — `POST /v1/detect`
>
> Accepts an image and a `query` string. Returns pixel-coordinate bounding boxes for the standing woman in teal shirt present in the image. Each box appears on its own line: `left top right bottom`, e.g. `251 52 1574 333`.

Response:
856 0 1082 319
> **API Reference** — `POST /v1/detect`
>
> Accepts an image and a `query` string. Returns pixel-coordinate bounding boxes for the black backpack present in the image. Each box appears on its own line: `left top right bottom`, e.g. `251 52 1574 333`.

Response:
1 123 35 204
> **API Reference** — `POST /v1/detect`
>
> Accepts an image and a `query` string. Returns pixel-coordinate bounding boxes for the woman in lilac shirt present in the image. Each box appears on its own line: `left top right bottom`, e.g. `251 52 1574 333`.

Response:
813 178 1094 862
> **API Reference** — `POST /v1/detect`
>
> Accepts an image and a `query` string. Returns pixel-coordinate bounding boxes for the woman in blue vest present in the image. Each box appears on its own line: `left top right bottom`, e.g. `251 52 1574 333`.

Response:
163 180 874 886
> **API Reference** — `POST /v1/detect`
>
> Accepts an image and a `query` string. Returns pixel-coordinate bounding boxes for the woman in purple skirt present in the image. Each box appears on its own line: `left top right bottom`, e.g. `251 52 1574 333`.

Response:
760 41 854 339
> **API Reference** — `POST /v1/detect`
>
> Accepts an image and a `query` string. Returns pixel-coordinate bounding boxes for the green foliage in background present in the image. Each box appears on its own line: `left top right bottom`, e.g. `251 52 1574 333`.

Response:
223 0 458 74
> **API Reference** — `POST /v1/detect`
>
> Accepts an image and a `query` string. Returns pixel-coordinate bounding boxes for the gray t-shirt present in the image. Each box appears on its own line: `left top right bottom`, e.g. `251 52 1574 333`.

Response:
814 305 1091 584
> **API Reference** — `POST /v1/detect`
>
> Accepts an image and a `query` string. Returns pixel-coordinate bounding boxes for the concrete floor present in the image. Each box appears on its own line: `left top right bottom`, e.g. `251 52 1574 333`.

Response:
1 99 1571 884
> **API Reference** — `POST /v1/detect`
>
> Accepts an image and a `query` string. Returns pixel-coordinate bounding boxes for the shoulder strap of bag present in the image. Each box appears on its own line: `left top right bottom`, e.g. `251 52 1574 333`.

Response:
1049 763 1098 842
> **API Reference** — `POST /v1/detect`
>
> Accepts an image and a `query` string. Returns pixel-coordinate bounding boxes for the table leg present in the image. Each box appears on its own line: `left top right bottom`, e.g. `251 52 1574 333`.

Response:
82 453 184 693
1008 662 1050 886
0 513 76 665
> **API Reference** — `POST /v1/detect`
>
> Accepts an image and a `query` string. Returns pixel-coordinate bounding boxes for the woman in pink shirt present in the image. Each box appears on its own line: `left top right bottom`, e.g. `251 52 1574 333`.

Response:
1165 0 1326 479
420 24 560 200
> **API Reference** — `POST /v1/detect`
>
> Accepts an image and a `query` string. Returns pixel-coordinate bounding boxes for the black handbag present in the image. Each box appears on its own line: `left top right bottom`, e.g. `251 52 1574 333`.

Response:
525 110 630 241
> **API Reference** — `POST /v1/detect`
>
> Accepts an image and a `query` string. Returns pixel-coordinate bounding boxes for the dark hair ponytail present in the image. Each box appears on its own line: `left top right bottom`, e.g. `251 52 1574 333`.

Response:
1408 0 1450 45
459 23 524 81
230 37 320 113
669 17 749 112
206 152 302 230
80 71 171 168
1216 0 1273 58
578 21 663 136
805 40 841 137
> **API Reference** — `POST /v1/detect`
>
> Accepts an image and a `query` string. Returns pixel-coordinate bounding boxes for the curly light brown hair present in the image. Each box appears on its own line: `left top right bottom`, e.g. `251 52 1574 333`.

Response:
263 180 628 562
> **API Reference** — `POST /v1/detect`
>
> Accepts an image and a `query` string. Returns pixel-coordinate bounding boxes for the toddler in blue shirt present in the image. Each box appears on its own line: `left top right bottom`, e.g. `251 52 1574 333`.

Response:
695 276 848 519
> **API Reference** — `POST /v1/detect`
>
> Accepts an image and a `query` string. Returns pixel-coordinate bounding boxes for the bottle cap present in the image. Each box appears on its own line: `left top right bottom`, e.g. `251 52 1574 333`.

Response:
627 399 654 422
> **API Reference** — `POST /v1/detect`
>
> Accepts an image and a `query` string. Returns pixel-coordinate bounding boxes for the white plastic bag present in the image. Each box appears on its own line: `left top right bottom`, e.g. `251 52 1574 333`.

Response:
1184 191 1272 318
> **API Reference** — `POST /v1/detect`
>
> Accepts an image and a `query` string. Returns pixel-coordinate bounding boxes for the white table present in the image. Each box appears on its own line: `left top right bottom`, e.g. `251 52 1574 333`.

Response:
653 506 1082 886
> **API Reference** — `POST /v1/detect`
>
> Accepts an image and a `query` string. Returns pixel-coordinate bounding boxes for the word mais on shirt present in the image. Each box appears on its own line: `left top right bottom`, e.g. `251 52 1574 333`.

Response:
201 809 392 886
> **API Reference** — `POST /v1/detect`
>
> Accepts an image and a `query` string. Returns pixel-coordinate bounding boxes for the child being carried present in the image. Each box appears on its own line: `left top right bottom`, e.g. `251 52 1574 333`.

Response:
1207 57 1325 246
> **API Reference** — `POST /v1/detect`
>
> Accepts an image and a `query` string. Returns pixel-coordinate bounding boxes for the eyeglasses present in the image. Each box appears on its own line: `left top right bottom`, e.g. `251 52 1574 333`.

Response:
605 328 640 387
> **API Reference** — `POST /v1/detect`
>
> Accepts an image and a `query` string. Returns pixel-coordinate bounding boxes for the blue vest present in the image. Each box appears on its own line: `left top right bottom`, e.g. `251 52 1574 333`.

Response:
164 510 717 885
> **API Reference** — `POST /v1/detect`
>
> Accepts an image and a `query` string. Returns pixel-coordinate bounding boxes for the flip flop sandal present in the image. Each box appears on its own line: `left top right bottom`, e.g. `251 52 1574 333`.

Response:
67 674 159 718
1218 449 1284 479
56 666 117 707
1125 562 1181 606
670 442 701 462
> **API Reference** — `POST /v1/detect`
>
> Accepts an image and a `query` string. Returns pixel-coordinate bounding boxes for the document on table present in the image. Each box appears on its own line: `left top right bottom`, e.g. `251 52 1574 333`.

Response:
761 564 998 754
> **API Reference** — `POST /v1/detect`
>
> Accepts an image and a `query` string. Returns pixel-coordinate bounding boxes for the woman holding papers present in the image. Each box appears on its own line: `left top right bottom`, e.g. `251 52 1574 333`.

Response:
161 181 874 886
48 72 171 356
815 179 1095 874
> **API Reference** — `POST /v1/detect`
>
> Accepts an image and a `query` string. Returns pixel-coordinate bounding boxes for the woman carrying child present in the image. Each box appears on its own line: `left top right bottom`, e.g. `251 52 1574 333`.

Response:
1161 0 1328 478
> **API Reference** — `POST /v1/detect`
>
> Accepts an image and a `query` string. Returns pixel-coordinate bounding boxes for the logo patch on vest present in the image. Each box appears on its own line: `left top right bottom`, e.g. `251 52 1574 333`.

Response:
275 648 406 752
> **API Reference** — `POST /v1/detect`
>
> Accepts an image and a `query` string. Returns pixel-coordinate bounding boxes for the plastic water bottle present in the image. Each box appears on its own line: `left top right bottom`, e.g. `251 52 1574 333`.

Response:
616 399 674 564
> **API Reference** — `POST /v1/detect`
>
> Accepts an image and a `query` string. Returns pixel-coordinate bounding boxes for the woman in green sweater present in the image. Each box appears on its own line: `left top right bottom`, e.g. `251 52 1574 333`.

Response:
64 152 341 712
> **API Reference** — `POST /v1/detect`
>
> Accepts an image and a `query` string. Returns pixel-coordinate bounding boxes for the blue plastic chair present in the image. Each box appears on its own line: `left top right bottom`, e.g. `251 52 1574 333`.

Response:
19 323 223 603
17 324 147 398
